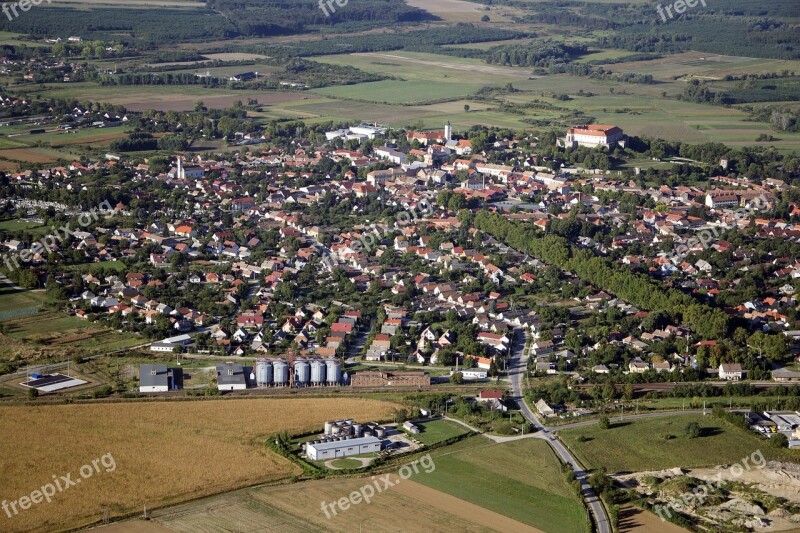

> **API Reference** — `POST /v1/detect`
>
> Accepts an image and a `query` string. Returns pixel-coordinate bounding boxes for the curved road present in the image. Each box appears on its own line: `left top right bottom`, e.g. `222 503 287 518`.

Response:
508 329 612 533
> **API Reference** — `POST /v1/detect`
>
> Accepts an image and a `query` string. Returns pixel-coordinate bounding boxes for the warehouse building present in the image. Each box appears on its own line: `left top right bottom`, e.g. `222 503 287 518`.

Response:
351 370 430 387
216 363 248 391
305 436 382 461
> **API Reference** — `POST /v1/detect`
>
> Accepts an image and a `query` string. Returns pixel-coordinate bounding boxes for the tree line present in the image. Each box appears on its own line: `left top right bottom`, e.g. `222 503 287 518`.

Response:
473 211 730 339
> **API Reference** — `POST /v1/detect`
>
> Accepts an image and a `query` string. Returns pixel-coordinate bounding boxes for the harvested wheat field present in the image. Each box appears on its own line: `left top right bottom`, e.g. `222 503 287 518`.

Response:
0 397 397 533
149 474 524 533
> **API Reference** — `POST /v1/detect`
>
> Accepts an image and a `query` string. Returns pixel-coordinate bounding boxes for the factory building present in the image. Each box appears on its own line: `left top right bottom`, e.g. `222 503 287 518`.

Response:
305 436 382 461
351 370 431 387
216 363 248 391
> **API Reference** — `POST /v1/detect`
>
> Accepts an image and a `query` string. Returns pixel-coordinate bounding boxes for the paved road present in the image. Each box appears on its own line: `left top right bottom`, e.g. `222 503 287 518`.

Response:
508 329 612 533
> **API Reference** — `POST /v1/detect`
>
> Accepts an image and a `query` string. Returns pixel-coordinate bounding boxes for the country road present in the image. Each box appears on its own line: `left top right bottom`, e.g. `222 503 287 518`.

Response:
508 328 612 533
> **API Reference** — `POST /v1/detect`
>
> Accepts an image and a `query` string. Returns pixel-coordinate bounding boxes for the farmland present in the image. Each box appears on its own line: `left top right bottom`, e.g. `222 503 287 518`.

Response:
558 414 798 473
415 437 589 533
146 473 537 533
123 434 583 533
0 397 398 532
0 284 46 321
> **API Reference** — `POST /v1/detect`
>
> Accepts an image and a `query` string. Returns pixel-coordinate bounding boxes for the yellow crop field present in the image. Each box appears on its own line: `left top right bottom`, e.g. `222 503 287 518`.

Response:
0 397 398 532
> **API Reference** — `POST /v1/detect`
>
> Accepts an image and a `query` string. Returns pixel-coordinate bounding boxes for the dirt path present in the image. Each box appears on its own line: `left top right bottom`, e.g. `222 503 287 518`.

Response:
392 476 544 533
356 52 536 79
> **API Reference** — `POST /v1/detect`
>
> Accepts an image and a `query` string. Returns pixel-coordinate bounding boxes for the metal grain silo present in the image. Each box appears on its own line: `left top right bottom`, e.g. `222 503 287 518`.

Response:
325 358 342 385
272 359 289 386
256 358 272 386
310 359 326 385
294 358 310 386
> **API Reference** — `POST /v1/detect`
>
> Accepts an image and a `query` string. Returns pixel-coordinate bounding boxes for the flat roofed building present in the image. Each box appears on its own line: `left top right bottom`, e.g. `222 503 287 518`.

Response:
305 436 382 461
351 370 430 387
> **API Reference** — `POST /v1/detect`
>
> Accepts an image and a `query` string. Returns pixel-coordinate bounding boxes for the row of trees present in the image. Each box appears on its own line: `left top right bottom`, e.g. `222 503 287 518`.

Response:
473 210 730 339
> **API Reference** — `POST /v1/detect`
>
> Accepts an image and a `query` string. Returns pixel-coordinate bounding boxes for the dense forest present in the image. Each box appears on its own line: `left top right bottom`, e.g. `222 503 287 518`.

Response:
208 0 434 36
0 0 433 43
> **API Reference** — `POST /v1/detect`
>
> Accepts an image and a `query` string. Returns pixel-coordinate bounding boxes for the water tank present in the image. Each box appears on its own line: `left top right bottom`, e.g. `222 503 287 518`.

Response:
325 358 342 385
353 424 363 438
375 427 386 438
324 421 334 435
294 359 310 385
310 359 326 385
272 359 289 386
256 358 273 386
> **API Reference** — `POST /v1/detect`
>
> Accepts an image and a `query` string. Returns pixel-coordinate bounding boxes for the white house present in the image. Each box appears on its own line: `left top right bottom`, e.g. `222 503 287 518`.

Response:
719 363 744 381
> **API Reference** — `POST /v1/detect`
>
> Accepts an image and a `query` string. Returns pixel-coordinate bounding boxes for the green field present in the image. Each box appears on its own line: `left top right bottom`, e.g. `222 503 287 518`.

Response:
412 419 471 445
558 414 797 473
418 437 589 533
313 79 486 105
0 218 50 237
0 285 46 320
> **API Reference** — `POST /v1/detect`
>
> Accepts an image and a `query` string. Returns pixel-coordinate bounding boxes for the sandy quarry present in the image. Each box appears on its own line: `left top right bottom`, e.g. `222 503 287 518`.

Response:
615 462 800 532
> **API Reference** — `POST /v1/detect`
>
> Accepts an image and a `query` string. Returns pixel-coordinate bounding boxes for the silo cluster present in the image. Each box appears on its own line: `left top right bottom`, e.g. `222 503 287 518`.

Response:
292 358 343 387
253 358 289 387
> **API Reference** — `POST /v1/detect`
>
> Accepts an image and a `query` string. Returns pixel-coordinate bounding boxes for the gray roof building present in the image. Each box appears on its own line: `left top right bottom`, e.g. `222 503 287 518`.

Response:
216 363 248 391
140 364 169 392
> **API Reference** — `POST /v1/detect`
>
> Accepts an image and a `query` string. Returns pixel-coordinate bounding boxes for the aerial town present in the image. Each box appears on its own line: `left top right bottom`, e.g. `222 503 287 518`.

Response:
1 1 800 531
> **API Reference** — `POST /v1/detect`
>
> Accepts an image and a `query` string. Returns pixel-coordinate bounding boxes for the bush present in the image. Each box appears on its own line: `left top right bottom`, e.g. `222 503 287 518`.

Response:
770 433 789 449
493 421 514 435
598 416 610 429
685 422 701 439
92 385 113 399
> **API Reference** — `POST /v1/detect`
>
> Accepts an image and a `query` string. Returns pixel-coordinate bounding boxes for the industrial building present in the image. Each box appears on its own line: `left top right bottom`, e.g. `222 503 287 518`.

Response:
351 370 430 387
216 363 248 391
305 436 382 461
150 333 193 353
303 419 387 460
138 364 180 392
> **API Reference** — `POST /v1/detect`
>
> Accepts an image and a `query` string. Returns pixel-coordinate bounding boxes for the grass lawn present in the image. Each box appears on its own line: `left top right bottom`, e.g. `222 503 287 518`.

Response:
0 285 47 320
417 436 589 533
412 419 471 445
639 396 796 410
65 260 127 273
558 414 797 473
329 458 365 469
0 218 50 236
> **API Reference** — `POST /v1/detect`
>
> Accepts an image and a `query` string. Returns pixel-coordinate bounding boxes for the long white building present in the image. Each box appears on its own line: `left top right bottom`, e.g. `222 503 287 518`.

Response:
305 436 382 460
